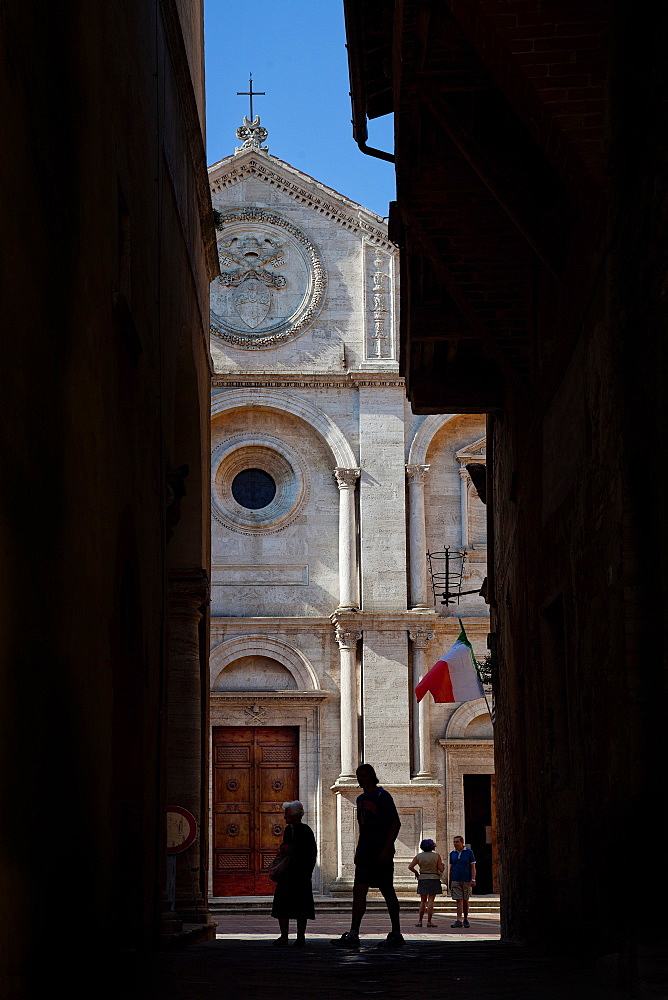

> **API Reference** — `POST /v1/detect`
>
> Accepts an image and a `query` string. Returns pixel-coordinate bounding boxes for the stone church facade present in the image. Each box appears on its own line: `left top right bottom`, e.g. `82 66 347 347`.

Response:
207 118 493 898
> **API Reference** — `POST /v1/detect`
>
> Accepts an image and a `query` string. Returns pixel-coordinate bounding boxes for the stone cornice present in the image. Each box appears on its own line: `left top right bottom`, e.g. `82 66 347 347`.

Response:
211 372 406 390
331 612 490 633
211 615 490 634
211 691 328 703
332 782 443 792
208 152 395 251
438 739 494 748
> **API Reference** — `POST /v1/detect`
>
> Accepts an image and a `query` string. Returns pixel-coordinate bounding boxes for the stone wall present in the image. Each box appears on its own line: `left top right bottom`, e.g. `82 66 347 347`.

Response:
0 2 214 992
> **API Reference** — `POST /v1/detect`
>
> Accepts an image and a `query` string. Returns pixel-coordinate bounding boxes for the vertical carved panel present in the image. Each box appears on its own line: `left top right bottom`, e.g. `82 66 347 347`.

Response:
364 244 394 360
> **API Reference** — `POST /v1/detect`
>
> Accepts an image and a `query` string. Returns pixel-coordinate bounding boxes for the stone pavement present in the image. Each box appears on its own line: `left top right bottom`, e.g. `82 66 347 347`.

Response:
114 910 666 1000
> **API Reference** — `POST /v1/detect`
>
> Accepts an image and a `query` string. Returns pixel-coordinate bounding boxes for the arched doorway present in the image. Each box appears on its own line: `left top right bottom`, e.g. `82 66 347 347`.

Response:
209 639 326 897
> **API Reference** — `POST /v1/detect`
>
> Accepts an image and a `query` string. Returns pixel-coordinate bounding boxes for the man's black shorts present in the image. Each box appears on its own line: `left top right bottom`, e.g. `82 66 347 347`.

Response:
353 858 394 888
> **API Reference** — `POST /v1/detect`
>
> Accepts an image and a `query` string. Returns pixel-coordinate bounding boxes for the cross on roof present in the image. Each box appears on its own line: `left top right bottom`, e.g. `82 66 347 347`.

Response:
237 73 265 121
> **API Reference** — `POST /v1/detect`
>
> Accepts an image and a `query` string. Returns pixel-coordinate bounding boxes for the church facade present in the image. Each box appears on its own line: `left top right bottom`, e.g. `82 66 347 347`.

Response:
207 118 493 898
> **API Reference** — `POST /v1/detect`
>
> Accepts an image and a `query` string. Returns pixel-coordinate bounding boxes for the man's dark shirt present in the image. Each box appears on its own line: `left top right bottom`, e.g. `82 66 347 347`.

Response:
355 786 400 861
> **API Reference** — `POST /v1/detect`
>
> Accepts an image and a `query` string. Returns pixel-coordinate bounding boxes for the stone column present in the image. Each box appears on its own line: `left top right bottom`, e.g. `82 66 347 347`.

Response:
334 624 363 781
458 463 470 549
166 569 209 924
406 464 431 610
410 628 435 780
334 468 361 611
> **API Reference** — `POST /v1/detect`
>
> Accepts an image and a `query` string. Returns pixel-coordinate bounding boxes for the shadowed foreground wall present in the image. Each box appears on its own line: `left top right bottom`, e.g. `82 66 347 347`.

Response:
0 2 215 995
344 0 668 983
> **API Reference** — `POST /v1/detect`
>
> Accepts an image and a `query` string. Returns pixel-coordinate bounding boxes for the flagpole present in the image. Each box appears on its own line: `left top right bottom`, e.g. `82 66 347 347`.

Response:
458 618 494 724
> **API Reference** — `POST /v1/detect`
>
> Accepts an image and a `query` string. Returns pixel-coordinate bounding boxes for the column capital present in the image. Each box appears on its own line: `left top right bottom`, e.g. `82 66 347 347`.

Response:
334 467 361 490
405 464 430 485
168 568 210 614
334 625 362 650
409 628 435 648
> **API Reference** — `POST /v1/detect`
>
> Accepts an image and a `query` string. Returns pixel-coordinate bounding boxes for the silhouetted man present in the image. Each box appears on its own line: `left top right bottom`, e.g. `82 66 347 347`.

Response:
331 763 404 948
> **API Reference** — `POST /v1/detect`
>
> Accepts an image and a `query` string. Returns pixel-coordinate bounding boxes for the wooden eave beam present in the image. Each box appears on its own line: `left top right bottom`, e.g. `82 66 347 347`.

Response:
417 86 564 282
399 204 528 395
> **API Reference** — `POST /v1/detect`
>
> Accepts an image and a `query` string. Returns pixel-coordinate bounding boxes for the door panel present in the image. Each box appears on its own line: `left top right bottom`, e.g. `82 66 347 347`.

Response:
212 726 299 895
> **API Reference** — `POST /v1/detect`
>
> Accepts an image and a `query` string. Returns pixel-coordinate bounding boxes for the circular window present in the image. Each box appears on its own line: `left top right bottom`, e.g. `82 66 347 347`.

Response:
231 468 276 509
211 435 310 535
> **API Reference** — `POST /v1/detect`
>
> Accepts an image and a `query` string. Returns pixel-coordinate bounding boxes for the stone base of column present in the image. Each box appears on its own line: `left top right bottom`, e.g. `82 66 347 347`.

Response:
409 605 436 613
161 902 183 937
175 902 211 925
411 771 435 783
332 775 359 786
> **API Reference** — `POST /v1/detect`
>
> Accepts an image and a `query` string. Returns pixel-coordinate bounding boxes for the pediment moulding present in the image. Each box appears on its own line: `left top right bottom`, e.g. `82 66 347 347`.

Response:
455 436 487 464
208 154 395 252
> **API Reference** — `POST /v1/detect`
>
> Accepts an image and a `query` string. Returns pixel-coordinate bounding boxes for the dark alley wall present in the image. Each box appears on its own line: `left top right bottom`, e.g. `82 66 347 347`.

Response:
344 0 668 982
0 1 215 995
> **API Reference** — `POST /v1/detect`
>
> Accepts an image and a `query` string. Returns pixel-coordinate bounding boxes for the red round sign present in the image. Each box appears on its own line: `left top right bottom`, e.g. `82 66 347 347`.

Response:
166 805 197 854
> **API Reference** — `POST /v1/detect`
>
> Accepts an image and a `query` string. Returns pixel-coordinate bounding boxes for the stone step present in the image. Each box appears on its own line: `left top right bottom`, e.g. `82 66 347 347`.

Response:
210 894 500 915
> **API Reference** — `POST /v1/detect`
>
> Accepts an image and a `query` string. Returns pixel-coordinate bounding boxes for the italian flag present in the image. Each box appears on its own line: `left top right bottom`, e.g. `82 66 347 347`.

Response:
415 627 484 704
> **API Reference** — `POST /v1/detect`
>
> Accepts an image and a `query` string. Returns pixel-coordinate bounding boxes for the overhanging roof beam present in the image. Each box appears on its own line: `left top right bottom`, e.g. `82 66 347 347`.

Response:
417 85 564 282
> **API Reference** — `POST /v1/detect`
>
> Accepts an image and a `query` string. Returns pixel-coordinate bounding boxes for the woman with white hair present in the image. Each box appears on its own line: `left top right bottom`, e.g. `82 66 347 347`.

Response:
270 800 317 947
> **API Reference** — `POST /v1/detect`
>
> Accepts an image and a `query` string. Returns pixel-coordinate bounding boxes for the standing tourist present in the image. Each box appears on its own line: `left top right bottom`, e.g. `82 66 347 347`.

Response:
331 764 404 949
449 835 476 928
408 839 445 927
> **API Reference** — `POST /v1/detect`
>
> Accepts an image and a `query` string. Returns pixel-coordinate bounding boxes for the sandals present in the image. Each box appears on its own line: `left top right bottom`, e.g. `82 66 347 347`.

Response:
427 922 438 927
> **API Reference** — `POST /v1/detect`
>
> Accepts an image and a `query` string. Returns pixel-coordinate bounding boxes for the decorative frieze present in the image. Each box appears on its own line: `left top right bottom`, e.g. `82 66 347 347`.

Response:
211 374 406 389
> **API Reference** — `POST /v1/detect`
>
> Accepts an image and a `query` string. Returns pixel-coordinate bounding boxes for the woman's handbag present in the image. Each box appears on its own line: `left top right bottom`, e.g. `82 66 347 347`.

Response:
268 851 290 882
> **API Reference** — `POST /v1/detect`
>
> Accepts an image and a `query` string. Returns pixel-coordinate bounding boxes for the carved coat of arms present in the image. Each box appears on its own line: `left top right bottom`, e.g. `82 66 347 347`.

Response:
218 234 287 329
210 208 326 350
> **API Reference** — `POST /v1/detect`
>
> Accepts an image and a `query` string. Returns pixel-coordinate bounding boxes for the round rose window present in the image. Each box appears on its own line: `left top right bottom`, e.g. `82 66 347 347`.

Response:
231 468 276 510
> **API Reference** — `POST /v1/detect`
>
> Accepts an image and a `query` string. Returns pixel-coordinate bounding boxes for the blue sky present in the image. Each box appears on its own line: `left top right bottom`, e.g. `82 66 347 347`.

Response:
204 0 396 218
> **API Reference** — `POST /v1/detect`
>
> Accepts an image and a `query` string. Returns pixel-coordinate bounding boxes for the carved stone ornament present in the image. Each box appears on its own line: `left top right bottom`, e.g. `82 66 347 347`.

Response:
333 468 361 490
244 703 266 725
369 252 391 358
334 626 363 650
235 114 269 154
406 464 430 485
409 629 435 649
210 208 326 350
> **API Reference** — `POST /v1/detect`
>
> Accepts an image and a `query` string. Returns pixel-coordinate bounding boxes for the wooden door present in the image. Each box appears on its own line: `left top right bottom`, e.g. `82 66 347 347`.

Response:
212 726 298 896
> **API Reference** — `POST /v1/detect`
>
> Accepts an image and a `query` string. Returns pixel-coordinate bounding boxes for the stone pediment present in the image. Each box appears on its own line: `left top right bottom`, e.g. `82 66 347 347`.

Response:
208 148 394 252
455 436 487 464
